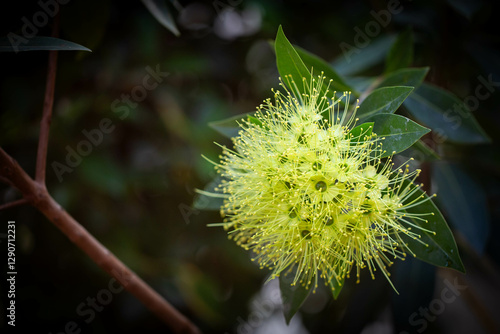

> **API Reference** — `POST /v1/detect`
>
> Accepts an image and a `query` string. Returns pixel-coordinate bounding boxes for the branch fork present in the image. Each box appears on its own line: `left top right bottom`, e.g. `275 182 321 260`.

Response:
0 17 200 334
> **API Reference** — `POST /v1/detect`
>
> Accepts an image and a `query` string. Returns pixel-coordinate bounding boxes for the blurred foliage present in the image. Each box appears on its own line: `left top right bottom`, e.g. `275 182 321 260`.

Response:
0 0 499 333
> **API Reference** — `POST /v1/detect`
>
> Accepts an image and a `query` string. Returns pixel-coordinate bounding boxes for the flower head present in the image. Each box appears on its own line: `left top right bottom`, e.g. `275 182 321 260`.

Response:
208 75 434 294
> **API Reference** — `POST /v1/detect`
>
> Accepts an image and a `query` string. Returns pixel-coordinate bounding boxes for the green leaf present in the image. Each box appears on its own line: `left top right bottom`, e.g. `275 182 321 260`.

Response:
193 175 226 211
432 162 490 254
357 86 414 120
406 140 440 161
0 36 91 52
403 83 491 143
366 114 430 157
377 67 429 89
329 276 344 300
141 0 180 36
348 122 373 144
279 275 312 324
247 115 264 128
399 180 465 273
294 45 358 95
208 112 253 139
332 35 396 76
385 29 413 74
275 26 312 99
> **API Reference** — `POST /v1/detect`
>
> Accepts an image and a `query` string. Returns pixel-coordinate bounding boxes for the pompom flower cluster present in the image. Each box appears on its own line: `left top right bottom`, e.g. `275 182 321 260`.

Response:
207 75 433 293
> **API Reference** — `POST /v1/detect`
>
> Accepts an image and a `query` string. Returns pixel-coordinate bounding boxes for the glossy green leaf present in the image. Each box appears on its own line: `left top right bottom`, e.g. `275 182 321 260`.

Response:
141 0 180 36
385 29 413 74
329 276 344 300
275 26 312 99
366 114 430 157
403 83 491 143
0 36 91 52
348 122 373 144
279 275 312 324
208 112 253 139
399 180 465 273
432 162 490 254
294 45 358 95
193 175 226 211
377 67 429 89
357 86 414 120
333 35 396 76
248 115 264 128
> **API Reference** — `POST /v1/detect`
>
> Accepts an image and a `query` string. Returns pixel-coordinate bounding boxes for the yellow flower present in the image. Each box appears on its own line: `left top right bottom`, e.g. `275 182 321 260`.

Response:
208 75 435 295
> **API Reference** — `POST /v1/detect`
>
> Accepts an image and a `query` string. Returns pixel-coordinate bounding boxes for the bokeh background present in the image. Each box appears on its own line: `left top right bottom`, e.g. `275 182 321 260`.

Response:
1 0 499 333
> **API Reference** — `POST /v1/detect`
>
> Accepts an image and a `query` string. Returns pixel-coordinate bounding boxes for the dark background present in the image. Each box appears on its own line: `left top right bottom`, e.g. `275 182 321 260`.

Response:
0 0 499 333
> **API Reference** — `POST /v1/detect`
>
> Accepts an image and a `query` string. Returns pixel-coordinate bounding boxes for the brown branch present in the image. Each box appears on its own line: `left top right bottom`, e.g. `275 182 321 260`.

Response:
0 147 201 333
2 16 201 333
0 198 29 211
35 16 59 185
0 148 40 197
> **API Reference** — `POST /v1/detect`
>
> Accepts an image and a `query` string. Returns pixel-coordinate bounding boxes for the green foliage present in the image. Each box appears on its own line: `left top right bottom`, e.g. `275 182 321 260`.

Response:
294 45 357 95
378 67 429 89
329 276 344 300
275 26 313 99
348 122 373 141
0 36 91 52
357 86 414 120
367 114 430 157
141 0 180 36
432 162 490 253
400 179 465 273
198 25 491 321
409 140 441 161
385 29 413 74
404 83 491 143
332 35 396 76
4 1 496 332
279 275 312 324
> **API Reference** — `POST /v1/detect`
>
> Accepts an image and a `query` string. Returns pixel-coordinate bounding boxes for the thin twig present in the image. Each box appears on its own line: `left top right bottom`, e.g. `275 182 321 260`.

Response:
0 198 29 211
0 148 38 197
0 147 201 334
1 15 201 333
35 15 59 185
